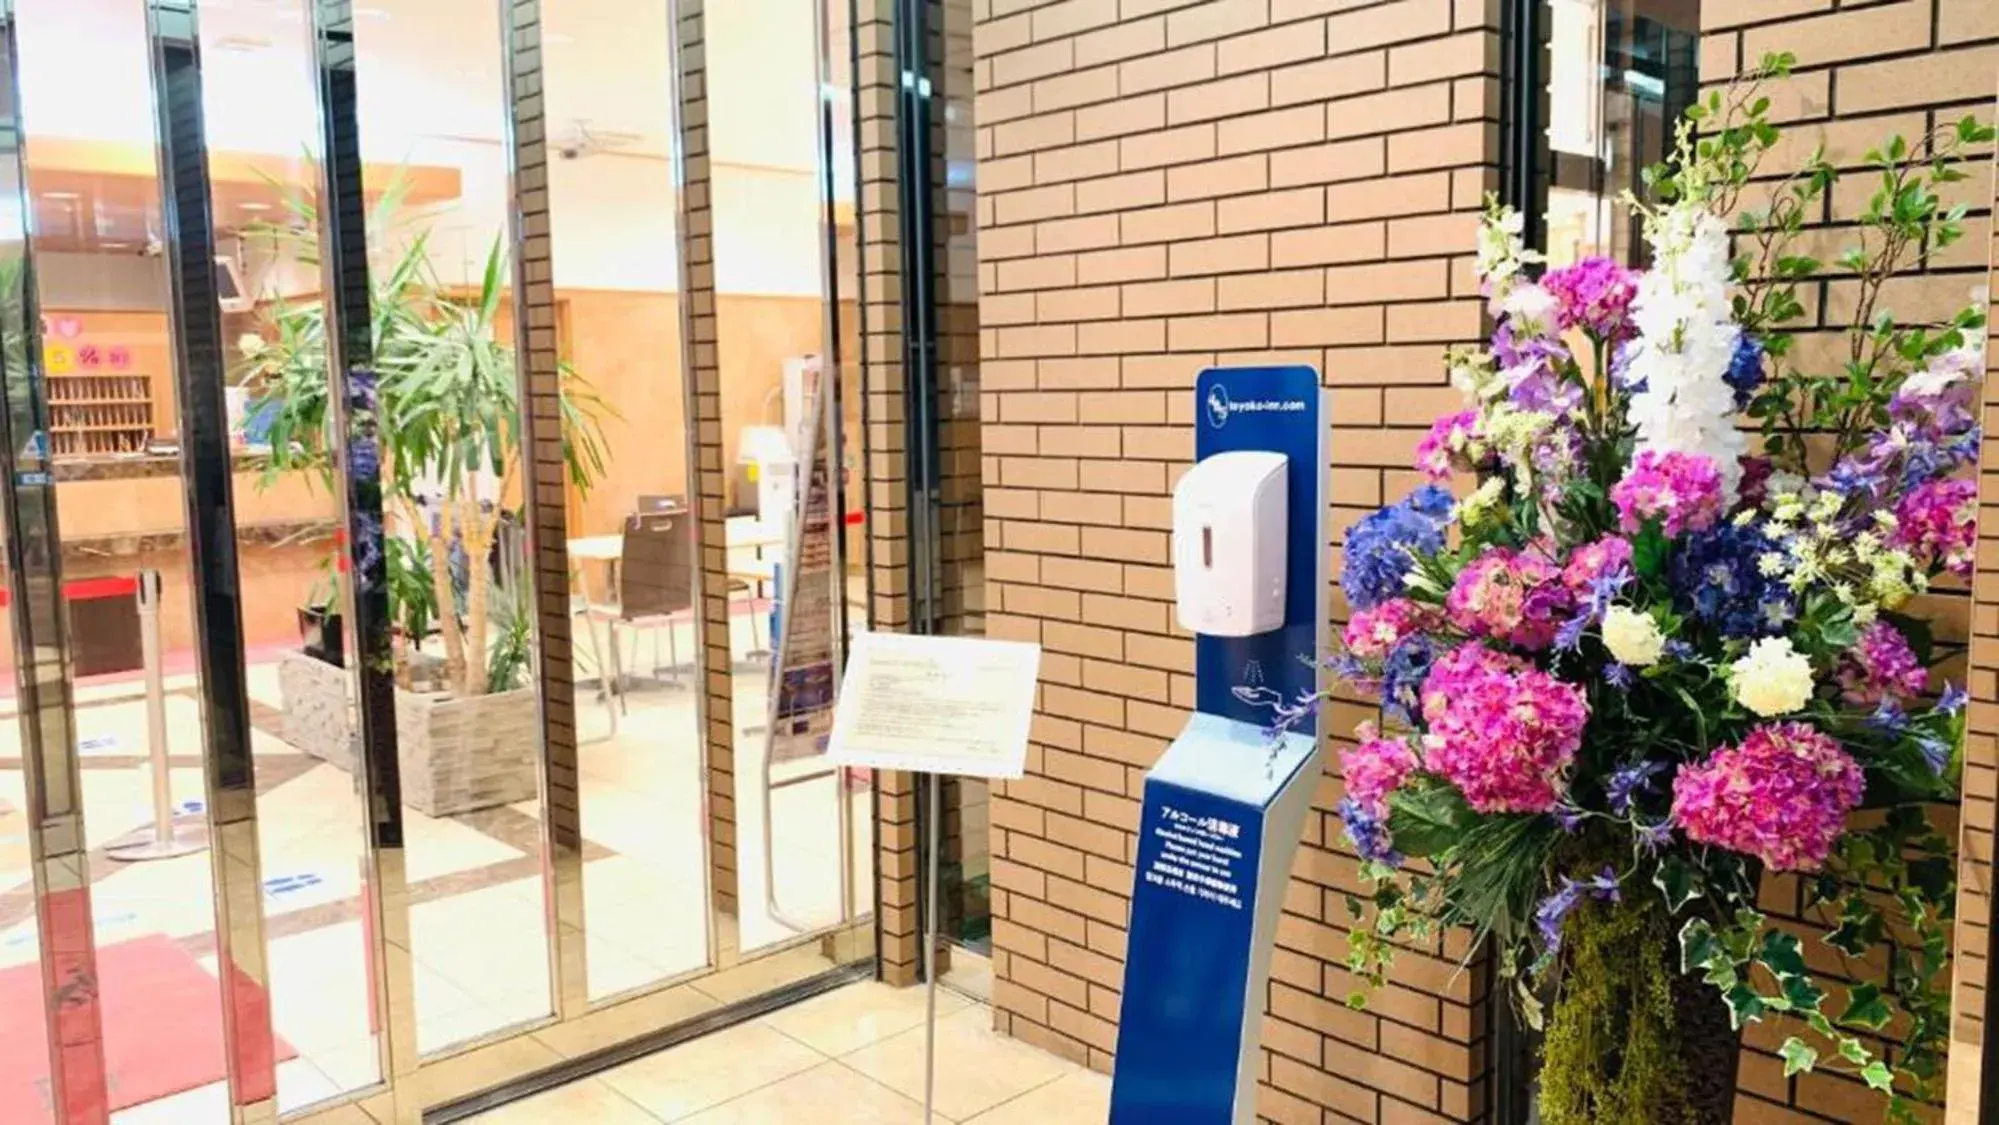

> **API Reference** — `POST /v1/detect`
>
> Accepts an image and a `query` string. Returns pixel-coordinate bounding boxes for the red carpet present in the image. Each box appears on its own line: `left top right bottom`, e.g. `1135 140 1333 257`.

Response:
0 933 296 1120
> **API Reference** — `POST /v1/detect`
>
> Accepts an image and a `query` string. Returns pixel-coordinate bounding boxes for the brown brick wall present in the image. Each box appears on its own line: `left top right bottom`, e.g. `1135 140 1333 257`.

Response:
1951 18 1999 1120
856 0 927 987
676 0 738 920
972 0 1504 1119
969 1 1999 1123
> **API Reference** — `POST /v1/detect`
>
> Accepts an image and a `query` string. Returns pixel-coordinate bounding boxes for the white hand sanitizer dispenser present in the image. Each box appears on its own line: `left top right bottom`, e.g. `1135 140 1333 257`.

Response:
1172 450 1288 637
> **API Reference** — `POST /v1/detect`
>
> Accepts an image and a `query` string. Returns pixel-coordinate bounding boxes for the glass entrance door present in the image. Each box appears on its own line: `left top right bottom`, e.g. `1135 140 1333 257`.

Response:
0 1 875 1122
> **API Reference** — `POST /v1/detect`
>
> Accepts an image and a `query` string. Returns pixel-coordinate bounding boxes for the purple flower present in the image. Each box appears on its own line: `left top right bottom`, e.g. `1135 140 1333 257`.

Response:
347 434 380 485
1868 698 1909 734
1381 635 1442 726
1338 796 1402 868
1552 802 1584 833
1604 663 1634 689
1534 867 1620 953
1554 613 1589 652
1605 759 1666 814
346 366 379 412
1939 682 1969 715
1636 819 1674 853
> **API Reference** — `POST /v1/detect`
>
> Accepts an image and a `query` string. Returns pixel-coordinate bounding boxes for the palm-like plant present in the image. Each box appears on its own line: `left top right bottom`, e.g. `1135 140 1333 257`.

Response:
240 179 609 695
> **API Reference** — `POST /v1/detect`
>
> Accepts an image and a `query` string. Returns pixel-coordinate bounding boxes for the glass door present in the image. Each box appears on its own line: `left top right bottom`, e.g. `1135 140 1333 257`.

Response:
0 1 876 1122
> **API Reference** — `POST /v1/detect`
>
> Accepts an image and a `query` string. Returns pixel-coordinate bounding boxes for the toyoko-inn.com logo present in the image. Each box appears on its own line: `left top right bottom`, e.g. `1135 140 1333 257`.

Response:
1205 384 1306 429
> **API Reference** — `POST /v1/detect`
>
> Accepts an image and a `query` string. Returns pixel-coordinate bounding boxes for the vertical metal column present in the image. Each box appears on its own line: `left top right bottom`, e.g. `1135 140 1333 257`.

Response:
807 0 855 931
303 2 418 1118
143 4 279 1122
0 4 111 1121
495 0 587 1021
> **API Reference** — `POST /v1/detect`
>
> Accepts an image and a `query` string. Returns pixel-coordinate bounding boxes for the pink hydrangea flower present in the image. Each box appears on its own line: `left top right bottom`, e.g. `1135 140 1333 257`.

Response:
1419 644 1589 814
1341 722 1419 816
1415 410 1484 481
1611 450 1726 537
1670 722 1865 872
1446 548 1572 651
1837 620 1928 706
1892 477 1976 578
1342 598 1439 660
1541 256 1639 341
1562 535 1634 594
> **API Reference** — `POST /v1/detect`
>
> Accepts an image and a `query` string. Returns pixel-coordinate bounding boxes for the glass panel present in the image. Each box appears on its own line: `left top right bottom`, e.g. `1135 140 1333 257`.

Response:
928 0 989 964
5 2 244 1119
0 2 78 1120
532 0 711 1002
348 0 554 1055
1543 0 1700 268
194 0 386 1110
708 0 859 956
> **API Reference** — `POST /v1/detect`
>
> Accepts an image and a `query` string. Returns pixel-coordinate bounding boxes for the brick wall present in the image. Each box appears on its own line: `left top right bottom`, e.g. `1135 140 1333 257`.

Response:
968 1 1999 1124
971 0 1504 1119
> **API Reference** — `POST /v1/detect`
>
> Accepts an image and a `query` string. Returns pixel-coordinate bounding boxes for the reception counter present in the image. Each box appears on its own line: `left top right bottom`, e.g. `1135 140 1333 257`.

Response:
4 452 339 667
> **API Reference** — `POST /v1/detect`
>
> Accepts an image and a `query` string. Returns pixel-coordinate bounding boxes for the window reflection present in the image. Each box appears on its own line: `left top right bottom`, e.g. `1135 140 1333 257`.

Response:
1544 0 1700 267
537 0 710 1001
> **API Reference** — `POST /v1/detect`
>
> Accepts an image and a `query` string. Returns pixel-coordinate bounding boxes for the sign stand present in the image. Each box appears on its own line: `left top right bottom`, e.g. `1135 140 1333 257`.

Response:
823 630 1042 1125
105 569 207 862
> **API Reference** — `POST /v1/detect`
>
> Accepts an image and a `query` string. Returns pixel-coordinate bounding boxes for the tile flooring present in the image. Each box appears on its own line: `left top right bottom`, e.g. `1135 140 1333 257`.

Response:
0 604 874 1119
466 980 1110 1125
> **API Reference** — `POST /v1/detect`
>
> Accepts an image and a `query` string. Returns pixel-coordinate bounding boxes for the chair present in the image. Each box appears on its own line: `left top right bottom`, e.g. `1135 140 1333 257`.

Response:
586 513 696 712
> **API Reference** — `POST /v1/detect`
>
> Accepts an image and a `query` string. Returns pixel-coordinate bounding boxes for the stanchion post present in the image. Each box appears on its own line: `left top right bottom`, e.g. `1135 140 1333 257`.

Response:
141 569 171 842
106 568 206 862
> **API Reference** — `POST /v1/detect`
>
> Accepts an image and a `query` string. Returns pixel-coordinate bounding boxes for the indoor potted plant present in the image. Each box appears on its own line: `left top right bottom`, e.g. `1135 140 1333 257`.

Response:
1301 55 1988 1123
240 186 609 815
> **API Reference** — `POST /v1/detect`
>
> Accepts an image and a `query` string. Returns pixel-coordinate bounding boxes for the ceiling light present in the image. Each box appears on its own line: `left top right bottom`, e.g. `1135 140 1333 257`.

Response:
43 191 79 201
239 202 272 211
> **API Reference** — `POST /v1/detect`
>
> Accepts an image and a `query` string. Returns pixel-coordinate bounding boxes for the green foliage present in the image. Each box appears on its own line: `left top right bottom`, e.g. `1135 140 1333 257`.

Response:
240 176 612 695
1539 899 1698 1125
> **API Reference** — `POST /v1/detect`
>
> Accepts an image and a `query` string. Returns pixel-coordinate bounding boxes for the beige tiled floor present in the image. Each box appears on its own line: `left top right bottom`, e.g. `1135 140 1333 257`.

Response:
467 981 1110 1125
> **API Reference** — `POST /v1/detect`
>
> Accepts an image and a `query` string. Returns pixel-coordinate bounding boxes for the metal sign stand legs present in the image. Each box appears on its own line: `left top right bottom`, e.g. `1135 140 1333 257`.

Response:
105 570 208 862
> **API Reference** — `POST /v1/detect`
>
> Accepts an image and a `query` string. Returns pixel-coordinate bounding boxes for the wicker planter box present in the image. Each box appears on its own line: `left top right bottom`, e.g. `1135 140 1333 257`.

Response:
278 651 540 817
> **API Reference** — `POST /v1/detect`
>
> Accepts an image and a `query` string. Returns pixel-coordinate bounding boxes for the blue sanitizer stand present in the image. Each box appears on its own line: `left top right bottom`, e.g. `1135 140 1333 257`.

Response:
1109 366 1329 1125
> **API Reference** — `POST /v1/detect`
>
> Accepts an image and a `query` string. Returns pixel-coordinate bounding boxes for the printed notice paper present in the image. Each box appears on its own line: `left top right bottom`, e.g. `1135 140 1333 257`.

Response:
825 632 1041 779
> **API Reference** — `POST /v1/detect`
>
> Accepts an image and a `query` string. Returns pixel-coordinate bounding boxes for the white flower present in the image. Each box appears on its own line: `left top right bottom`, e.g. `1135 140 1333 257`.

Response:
1726 637 1815 717
1900 342 1982 398
1602 606 1666 667
1499 283 1559 336
238 332 266 358
1626 202 1745 496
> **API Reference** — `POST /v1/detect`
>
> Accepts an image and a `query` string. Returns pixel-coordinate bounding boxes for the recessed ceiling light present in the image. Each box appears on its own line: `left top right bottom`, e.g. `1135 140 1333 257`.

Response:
101 242 131 250
43 191 79 201
239 202 273 211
